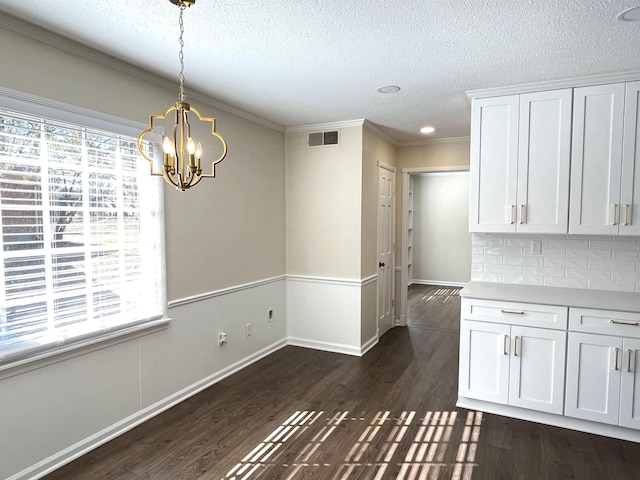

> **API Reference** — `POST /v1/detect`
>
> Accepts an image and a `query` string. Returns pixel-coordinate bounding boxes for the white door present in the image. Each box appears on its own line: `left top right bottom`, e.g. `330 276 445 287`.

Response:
569 83 626 234
620 81 640 235
565 332 622 425
459 320 510 404
469 95 519 232
508 325 566 414
620 338 640 429
516 89 572 234
377 163 395 337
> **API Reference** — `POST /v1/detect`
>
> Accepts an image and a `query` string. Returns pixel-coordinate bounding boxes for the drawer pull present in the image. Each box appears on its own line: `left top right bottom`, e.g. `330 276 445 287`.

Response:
614 347 621 371
500 309 525 315
627 349 633 373
514 336 520 357
610 319 639 327
503 335 509 356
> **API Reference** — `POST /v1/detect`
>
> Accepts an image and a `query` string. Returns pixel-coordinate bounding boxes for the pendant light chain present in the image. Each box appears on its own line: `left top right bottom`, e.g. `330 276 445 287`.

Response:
177 2 187 102
137 0 228 191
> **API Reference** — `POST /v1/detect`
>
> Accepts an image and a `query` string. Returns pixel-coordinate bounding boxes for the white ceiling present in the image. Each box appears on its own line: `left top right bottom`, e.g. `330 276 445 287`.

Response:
1 0 640 144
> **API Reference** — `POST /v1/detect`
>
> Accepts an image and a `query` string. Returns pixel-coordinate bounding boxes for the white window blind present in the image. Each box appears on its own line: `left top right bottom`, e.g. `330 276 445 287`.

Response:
0 102 166 364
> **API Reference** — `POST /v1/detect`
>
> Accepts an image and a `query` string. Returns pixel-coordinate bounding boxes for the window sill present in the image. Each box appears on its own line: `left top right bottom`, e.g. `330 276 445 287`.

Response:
0 317 170 380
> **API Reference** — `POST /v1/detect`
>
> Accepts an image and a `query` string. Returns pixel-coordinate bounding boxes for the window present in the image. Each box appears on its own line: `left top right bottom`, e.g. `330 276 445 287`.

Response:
0 97 165 364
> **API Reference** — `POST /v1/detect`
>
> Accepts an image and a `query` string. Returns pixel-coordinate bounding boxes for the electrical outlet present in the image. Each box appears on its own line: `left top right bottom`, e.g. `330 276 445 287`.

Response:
245 323 252 336
267 308 274 322
531 240 542 255
218 332 227 346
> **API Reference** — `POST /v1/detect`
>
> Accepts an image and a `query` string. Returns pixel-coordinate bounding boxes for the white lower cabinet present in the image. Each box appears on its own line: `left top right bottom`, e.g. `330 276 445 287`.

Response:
459 310 567 415
459 292 640 441
565 333 640 429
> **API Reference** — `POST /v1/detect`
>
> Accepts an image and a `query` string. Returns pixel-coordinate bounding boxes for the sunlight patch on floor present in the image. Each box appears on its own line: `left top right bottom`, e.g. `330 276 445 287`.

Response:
223 410 482 480
421 287 462 304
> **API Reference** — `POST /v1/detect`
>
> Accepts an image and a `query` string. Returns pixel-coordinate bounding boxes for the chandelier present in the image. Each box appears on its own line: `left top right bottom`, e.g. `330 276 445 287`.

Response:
137 0 227 191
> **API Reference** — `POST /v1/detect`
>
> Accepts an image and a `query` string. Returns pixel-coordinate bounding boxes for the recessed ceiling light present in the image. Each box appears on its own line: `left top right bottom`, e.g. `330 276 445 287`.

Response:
376 85 401 94
420 126 436 134
618 6 640 21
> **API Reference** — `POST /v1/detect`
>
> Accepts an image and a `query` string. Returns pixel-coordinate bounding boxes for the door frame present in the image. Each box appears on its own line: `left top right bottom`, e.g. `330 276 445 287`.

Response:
398 165 469 326
377 161 396 336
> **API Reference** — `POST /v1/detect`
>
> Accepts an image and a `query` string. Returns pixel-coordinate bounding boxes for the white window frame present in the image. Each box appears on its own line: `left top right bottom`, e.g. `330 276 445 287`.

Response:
0 87 167 373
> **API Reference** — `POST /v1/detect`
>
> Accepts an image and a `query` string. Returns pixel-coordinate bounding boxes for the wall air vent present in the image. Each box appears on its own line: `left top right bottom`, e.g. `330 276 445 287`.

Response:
308 130 339 147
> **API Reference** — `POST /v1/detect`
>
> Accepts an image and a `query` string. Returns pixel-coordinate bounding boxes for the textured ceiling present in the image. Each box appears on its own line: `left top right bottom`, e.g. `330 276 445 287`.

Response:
1 0 640 144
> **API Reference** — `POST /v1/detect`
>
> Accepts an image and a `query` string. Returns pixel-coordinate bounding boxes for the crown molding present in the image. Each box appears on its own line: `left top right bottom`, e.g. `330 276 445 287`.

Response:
466 70 640 101
0 13 285 133
285 119 366 134
363 120 398 145
398 136 470 147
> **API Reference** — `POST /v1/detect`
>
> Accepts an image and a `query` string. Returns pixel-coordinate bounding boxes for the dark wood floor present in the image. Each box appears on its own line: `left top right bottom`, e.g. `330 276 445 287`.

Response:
43 284 640 480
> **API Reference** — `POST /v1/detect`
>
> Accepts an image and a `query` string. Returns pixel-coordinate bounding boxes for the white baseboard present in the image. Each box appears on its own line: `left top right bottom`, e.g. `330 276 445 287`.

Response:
360 335 378 355
288 334 380 358
13 338 288 480
287 336 363 357
411 279 466 288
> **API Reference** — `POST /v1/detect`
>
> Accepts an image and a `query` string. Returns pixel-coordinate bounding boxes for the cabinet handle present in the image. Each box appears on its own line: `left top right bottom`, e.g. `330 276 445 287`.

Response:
610 319 639 327
623 204 630 226
519 205 525 225
503 335 509 356
508 205 515 225
627 349 633 373
612 204 618 226
500 309 525 315
614 347 621 371
514 336 520 357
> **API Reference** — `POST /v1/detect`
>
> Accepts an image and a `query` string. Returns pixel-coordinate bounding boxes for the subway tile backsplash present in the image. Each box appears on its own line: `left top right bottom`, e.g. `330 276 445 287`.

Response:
471 233 640 293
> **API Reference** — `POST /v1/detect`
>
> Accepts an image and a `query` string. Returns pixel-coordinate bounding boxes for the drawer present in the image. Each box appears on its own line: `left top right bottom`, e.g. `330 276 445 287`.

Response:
461 298 567 329
569 308 640 338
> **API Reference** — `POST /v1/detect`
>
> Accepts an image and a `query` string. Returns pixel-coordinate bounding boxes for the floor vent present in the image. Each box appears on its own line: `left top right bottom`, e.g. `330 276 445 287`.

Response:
308 130 339 147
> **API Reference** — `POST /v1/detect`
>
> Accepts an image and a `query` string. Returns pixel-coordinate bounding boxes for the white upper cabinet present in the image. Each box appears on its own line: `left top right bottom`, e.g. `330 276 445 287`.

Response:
469 89 572 233
620 82 640 235
569 83 626 234
469 95 519 232
516 90 572 233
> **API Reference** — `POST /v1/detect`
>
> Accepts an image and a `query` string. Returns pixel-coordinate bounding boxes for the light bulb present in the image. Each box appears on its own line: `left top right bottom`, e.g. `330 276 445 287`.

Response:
163 137 175 155
187 137 196 155
195 142 203 159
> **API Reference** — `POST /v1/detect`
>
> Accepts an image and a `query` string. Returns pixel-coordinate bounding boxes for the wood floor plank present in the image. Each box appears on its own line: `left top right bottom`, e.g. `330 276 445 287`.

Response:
41 284 640 480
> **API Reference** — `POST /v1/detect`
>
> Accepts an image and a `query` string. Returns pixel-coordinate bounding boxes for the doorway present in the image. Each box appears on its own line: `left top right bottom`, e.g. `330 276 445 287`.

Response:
399 166 470 326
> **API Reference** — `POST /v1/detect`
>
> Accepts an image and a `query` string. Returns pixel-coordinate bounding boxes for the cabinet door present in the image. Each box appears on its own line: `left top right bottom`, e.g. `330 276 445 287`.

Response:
565 332 622 425
459 320 510 404
569 84 625 234
469 96 519 232
619 81 640 235
516 89 571 234
619 338 640 429
508 326 566 414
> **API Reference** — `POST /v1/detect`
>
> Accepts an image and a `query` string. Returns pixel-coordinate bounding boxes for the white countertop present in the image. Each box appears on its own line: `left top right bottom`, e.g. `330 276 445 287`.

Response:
461 282 640 313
